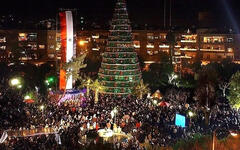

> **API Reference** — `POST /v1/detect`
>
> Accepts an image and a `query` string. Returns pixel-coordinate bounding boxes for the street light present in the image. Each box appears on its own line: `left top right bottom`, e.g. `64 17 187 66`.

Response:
79 40 86 46
40 105 44 111
17 85 22 89
24 95 31 100
153 100 158 105
10 78 20 86
188 111 194 117
230 131 238 137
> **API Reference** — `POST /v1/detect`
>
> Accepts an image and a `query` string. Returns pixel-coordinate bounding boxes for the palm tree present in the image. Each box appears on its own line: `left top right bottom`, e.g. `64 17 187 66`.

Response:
62 54 87 83
134 80 150 99
90 79 105 103
80 77 93 97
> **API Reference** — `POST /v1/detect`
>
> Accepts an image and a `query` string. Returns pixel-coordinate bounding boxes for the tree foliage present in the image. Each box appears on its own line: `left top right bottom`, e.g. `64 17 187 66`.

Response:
228 71 240 109
133 79 150 99
62 54 87 81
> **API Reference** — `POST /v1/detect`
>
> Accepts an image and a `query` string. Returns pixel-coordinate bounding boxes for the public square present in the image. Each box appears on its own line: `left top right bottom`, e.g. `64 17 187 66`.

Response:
0 0 240 150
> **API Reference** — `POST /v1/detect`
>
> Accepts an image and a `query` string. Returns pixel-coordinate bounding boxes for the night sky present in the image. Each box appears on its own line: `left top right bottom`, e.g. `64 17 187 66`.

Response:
0 0 240 29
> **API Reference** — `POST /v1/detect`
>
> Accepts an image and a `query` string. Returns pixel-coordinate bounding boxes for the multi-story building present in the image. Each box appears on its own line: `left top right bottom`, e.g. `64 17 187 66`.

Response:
0 30 58 64
0 29 239 71
77 30 237 65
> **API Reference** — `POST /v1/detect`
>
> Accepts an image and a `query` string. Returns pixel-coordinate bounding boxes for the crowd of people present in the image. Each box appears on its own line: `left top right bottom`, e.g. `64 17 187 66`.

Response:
0 87 240 149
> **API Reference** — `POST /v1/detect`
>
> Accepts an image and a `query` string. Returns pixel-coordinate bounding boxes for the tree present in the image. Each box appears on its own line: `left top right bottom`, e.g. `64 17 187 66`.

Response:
218 81 230 97
62 54 87 83
228 71 240 109
80 77 93 97
194 66 219 125
133 80 150 99
90 79 105 103
98 0 142 95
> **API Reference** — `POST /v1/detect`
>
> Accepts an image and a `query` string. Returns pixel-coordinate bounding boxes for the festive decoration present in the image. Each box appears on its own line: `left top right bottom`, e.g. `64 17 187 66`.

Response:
59 11 74 90
98 0 142 95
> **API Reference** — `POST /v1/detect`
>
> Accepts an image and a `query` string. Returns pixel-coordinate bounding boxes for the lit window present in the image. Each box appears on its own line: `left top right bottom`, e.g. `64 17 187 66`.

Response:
227 38 233 43
92 35 99 39
92 47 100 51
228 48 233 52
49 45 55 49
146 43 154 48
27 43 37 50
0 36 6 43
147 50 153 55
159 44 169 48
39 45 45 49
147 33 154 40
0 46 6 50
28 33 37 41
48 54 55 59
18 33 28 41
133 41 140 48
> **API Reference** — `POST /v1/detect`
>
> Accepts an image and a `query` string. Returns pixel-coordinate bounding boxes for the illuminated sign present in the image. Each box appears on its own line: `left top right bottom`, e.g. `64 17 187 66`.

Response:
175 114 186 128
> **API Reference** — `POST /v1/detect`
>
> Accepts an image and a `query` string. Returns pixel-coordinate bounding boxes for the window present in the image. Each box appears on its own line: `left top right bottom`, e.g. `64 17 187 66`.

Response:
147 33 154 40
0 46 6 50
133 41 140 48
27 43 37 50
227 38 233 43
48 54 55 59
39 45 45 49
146 43 154 48
147 50 153 55
0 36 6 43
228 48 233 52
49 35 55 40
49 45 55 49
18 33 28 41
28 33 37 41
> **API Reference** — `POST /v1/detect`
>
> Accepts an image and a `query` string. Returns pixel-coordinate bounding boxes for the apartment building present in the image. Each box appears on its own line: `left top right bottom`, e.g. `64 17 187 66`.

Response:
0 30 57 64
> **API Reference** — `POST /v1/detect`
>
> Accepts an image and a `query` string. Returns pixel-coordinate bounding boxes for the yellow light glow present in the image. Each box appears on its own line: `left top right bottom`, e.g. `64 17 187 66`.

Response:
230 132 238 137
79 40 85 46
40 105 44 110
24 95 31 100
188 111 194 117
11 78 20 86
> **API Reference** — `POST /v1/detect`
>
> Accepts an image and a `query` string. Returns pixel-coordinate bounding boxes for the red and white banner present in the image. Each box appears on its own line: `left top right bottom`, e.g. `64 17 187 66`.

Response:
59 11 74 90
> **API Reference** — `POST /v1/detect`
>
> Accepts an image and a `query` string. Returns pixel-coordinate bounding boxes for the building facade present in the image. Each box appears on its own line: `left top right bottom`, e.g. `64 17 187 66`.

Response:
0 29 239 70
0 29 57 64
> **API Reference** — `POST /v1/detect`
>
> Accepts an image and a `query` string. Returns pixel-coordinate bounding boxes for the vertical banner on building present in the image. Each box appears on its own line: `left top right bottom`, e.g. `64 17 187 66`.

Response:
59 11 74 90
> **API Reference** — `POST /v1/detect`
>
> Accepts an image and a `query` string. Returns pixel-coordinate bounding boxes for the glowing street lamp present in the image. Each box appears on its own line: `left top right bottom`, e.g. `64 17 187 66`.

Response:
188 111 194 117
24 95 31 100
153 100 158 105
79 40 85 46
230 131 238 137
10 78 20 86
17 85 22 89
40 105 45 111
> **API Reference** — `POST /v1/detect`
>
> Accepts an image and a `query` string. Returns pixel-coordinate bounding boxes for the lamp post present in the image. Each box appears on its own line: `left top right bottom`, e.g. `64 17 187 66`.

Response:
188 111 194 127
10 78 21 87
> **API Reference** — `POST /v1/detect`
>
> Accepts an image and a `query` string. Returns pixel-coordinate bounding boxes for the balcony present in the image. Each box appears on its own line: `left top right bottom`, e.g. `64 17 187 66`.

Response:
180 48 197 51
159 44 169 48
200 49 225 52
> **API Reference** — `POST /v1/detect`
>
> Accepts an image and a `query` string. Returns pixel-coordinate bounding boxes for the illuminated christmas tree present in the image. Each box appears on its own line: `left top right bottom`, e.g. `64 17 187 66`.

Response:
98 0 142 95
